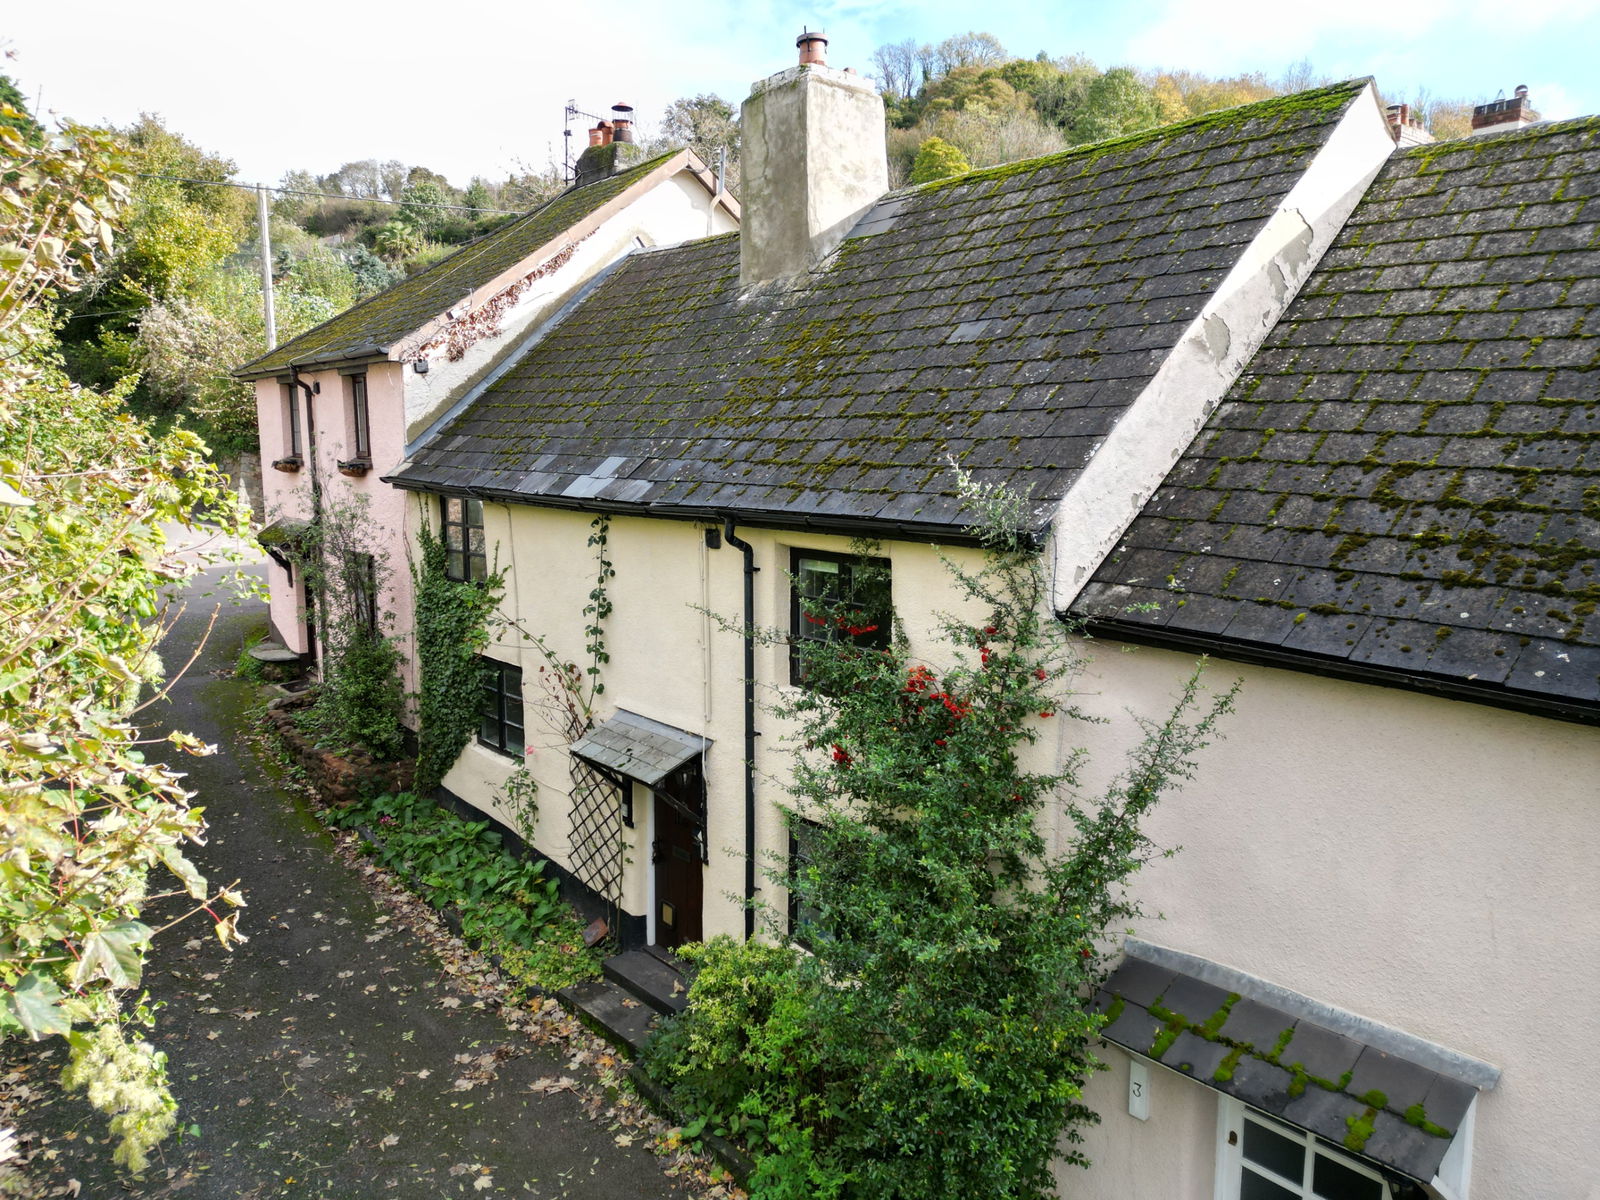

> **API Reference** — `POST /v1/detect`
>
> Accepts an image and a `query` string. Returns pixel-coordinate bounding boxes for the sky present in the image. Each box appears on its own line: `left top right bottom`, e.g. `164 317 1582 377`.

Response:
6 0 1600 189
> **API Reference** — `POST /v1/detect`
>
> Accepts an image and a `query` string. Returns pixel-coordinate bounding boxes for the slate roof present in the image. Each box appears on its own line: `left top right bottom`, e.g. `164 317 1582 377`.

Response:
389 83 1372 537
1074 117 1600 719
235 151 684 378
569 709 710 788
1095 949 1482 1183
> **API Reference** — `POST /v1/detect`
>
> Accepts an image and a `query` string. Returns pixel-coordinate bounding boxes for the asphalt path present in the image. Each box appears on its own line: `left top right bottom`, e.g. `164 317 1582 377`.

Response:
10 560 689 1200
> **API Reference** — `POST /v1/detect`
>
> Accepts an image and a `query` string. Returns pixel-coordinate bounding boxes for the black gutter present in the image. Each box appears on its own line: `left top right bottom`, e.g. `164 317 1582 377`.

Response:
1077 616 1600 729
721 518 759 939
380 475 1053 552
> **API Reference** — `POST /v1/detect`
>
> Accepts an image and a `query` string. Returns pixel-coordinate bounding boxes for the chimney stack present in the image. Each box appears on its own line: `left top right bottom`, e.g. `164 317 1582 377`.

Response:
1471 85 1539 136
739 31 888 289
1385 103 1434 147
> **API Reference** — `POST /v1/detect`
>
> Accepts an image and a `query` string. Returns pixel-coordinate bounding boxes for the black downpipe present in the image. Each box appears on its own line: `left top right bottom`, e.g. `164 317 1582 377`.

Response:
721 518 758 938
291 369 324 664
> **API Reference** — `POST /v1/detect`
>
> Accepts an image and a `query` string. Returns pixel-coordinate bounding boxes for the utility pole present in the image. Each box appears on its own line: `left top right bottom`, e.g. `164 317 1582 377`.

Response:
256 184 277 349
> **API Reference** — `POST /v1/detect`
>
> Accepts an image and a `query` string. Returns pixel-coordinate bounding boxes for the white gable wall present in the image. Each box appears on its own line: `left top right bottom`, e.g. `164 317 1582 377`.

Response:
1050 84 1397 612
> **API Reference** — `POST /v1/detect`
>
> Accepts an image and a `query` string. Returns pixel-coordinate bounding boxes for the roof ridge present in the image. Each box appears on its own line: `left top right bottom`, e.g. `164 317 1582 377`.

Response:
1402 111 1600 155
903 77 1371 196
236 148 685 374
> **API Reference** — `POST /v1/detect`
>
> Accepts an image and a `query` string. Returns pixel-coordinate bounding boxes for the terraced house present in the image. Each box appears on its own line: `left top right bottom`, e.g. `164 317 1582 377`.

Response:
243 34 1598 1200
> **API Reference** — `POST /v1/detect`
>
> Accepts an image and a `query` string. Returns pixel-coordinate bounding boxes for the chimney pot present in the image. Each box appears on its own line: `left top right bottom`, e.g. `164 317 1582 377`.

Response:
1471 84 1537 135
611 102 634 144
796 28 829 66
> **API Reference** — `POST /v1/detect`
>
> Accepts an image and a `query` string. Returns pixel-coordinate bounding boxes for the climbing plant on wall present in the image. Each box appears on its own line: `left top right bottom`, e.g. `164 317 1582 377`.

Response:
291 492 405 761
644 475 1239 1200
412 520 504 794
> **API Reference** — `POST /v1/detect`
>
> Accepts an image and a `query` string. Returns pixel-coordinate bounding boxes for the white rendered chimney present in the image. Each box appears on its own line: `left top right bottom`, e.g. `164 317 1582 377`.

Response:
739 30 888 289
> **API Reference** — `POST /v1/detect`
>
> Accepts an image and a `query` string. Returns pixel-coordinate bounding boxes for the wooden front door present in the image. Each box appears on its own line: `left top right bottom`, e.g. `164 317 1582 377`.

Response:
653 765 704 949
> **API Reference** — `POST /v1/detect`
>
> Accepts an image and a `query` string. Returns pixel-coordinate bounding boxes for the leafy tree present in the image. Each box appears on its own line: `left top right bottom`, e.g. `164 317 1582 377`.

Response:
886 108 1066 188
1069 67 1160 144
321 158 383 197
908 135 971 184
0 106 251 1174
0 75 41 140
920 68 1029 118
55 115 248 402
646 479 1236 1200
463 177 493 213
930 30 1009 75
661 93 740 189
397 179 449 234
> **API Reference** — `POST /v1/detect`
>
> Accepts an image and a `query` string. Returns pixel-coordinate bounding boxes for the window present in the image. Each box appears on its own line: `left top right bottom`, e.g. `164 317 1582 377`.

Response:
284 382 302 458
441 496 488 582
789 549 891 686
477 658 523 756
787 816 826 944
349 373 371 460
1219 1099 1395 1200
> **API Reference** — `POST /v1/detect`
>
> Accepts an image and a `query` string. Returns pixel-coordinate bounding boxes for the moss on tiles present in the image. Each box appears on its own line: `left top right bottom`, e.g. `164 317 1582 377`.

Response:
1344 1106 1379 1152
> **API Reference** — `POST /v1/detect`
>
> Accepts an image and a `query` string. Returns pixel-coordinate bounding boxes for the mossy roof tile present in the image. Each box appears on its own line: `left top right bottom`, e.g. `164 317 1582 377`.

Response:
392 83 1369 537
1076 115 1600 717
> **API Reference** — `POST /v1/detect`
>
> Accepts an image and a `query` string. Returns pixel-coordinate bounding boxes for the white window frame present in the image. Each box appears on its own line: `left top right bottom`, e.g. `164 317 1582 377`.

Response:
1214 1094 1393 1200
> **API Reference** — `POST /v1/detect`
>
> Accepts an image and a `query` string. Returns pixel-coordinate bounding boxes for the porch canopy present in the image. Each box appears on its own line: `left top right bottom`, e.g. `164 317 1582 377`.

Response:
1095 939 1498 1187
569 709 710 790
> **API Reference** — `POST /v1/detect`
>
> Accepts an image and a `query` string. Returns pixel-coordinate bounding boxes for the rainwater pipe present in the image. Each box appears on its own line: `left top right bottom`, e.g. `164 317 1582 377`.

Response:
720 517 758 938
291 368 325 663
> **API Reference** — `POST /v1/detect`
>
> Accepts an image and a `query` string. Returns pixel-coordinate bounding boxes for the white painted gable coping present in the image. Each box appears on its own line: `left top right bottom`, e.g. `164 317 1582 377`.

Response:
1050 81 1398 614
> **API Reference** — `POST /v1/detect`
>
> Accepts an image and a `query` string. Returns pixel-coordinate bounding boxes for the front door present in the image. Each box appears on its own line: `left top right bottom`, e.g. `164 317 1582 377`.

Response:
653 764 704 949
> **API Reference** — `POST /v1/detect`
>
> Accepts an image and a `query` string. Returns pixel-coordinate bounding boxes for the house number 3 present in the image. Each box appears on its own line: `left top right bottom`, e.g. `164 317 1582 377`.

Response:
1128 1060 1150 1121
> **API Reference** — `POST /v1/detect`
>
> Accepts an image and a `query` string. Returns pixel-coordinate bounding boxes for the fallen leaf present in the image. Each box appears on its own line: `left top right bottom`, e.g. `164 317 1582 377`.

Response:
378 1133 399 1150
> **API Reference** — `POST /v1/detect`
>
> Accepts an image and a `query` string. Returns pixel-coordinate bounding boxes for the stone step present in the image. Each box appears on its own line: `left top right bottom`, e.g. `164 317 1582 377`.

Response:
556 979 661 1056
603 948 689 1016
247 640 303 663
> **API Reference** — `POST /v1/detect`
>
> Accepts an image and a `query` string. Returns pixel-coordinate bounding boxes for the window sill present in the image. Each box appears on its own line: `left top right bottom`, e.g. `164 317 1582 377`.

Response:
271 456 303 473
337 458 372 477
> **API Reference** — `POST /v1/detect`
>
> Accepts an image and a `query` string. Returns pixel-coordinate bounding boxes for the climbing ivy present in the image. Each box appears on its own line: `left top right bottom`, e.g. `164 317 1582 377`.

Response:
581 515 614 700
412 522 504 794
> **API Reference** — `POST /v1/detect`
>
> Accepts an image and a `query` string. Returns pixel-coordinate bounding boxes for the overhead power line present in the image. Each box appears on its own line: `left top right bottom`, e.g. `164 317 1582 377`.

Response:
135 173 528 216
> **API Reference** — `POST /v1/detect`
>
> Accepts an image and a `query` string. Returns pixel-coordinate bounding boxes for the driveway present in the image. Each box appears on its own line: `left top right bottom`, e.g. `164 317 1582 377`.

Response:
6 559 704 1199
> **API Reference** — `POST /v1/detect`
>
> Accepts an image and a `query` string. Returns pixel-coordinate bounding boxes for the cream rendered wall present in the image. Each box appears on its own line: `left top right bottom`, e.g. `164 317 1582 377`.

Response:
428 500 989 940
1058 641 1600 1200
400 171 739 442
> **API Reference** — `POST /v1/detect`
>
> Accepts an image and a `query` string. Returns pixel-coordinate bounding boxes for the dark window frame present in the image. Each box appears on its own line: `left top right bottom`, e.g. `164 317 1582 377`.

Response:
477 657 524 757
285 382 302 458
788 548 892 686
440 495 488 582
350 373 371 461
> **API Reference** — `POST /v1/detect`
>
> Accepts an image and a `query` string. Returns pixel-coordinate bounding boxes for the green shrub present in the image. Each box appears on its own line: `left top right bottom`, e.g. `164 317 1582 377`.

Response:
324 792 597 988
